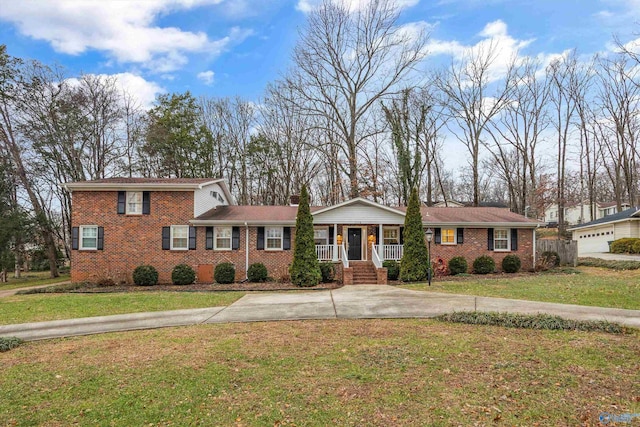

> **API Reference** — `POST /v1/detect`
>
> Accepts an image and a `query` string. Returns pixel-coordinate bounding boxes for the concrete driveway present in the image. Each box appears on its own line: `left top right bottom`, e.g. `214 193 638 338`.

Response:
1 285 639 341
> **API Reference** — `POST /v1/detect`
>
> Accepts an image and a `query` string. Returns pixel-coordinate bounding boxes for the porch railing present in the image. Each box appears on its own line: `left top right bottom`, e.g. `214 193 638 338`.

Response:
379 244 403 261
372 246 382 269
341 243 349 268
315 244 335 261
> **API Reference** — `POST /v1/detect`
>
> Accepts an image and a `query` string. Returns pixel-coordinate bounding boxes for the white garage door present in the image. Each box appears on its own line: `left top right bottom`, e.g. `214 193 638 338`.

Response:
575 227 614 254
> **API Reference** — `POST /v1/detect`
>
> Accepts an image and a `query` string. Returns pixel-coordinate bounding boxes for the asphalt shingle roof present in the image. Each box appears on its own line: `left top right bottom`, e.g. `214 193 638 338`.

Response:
568 207 640 230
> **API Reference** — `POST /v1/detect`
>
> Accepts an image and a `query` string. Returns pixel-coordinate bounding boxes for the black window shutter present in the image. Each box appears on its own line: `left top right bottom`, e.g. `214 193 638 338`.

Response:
232 226 240 250
399 227 404 244
457 228 464 244
283 227 291 250
71 227 79 250
142 191 150 215
162 227 170 250
117 191 125 214
257 227 265 250
189 226 196 250
375 227 380 245
97 227 104 250
206 227 213 250
434 228 442 244
511 229 518 251
329 226 334 244
487 228 494 251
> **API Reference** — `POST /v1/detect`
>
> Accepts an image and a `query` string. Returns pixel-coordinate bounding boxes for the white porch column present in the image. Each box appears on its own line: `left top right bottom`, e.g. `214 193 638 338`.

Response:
378 224 383 260
333 223 338 262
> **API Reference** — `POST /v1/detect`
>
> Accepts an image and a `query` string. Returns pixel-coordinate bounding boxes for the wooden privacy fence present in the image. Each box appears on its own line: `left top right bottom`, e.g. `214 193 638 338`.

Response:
537 239 577 266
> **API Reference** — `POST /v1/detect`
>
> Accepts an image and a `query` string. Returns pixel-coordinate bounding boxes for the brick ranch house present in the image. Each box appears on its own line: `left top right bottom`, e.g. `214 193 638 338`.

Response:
64 178 541 285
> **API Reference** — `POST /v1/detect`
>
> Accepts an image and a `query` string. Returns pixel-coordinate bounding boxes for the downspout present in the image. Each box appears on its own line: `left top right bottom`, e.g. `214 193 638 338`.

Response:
533 226 538 270
245 222 249 280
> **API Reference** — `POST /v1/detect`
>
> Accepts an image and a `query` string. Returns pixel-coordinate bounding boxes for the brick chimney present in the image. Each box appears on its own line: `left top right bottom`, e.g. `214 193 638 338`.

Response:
290 195 300 206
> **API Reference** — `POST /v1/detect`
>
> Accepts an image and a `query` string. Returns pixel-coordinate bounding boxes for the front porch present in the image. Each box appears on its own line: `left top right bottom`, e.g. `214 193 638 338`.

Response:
315 244 403 263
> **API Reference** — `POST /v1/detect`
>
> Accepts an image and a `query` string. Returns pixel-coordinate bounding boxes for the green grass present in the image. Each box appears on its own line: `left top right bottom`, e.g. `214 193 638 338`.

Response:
0 292 244 325
401 267 640 309
0 319 637 426
0 271 70 291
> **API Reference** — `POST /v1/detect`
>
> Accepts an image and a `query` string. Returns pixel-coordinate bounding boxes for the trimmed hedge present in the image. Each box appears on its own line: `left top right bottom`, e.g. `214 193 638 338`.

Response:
247 263 268 282
0 337 23 352
172 264 196 285
502 255 521 273
610 238 640 254
319 262 336 283
215 262 235 284
437 311 627 334
132 265 159 286
448 256 468 275
578 257 640 270
383 260 400 280
473 255 495 274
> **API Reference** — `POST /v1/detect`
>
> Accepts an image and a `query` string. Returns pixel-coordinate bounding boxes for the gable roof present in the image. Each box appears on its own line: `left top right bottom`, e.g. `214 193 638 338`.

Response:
63 177 230 193
568 207 640 231
311 197 405 217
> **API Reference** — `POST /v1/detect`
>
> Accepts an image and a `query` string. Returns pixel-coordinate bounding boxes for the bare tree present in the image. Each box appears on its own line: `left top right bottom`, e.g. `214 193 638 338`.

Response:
435 41 515 206
286 0 428 199
486 57 551 215
547 51 580 236
594 55 640 208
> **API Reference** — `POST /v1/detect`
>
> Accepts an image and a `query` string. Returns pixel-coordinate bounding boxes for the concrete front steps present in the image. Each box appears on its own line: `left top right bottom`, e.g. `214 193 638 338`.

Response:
351 261 380 285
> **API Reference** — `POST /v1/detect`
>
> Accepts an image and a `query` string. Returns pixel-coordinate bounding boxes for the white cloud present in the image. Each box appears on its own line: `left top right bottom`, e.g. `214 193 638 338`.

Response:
198 70 216 85
112 73 166 109
0 0 252 72
427 20 535 83
297 0 419 13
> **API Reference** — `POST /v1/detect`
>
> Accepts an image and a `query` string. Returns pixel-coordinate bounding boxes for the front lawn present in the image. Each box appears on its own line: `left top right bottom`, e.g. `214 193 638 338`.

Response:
0 292 244 325
401 267 640 309
1 319 637 426
0 271 70 291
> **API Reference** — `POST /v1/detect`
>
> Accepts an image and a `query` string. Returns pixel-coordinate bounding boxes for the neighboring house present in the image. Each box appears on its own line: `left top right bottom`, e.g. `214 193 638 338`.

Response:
64 178 541 285
568 207 640 255
544 202 631 226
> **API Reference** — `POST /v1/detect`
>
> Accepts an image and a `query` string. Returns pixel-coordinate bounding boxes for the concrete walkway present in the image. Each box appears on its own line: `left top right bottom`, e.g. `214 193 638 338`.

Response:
1 285 639 341
0 281 71 298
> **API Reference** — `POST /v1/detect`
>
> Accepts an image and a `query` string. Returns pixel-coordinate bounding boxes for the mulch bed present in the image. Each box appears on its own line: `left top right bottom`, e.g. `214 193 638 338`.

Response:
68 281 343 293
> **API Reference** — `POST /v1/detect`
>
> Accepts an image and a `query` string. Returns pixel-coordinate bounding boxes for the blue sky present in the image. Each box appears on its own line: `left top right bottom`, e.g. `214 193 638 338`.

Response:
1 0 639 108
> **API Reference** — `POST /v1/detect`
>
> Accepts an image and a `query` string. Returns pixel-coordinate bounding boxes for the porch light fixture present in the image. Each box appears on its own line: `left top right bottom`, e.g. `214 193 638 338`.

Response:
425 228 433 287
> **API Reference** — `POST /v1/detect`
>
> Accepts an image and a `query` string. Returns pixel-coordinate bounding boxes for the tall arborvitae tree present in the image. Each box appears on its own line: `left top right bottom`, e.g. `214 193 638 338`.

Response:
400 187 430 282
289 185 321 287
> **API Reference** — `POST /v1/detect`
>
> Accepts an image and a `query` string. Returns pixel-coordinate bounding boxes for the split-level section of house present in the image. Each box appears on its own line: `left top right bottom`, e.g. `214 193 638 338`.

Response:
64 178 541 284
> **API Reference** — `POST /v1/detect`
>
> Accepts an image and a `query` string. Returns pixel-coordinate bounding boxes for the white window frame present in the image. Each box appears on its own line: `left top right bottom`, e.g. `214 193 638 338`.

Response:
266 226 283 251
441 228 457 245
126 191 143 215
171 225 189 251
214 226 232 250
494 228 510 252
79 225 98 250
383 227 400 245
314 227 329 246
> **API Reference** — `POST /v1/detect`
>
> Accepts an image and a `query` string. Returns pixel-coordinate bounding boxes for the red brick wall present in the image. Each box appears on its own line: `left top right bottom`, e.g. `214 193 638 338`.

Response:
71 192 534 283
428 228 534 272
71 191 296 284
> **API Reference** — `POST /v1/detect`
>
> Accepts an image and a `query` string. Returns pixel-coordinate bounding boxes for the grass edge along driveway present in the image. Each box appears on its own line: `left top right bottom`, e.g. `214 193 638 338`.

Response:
0 291 244 325
401 266 640 310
